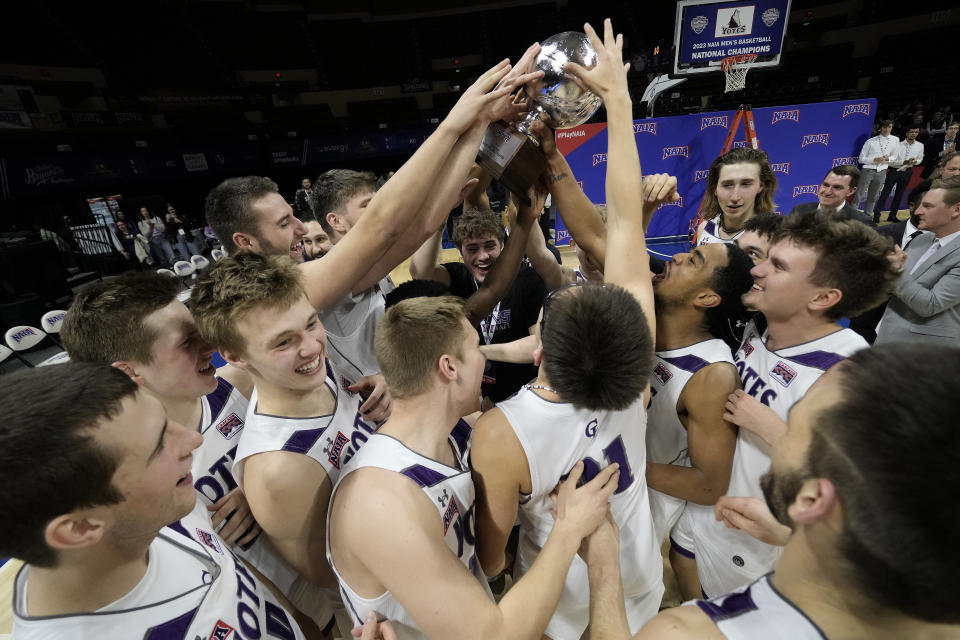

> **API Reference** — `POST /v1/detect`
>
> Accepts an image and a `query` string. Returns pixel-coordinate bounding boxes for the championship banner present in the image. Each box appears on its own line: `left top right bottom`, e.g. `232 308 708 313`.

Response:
555 99 877 244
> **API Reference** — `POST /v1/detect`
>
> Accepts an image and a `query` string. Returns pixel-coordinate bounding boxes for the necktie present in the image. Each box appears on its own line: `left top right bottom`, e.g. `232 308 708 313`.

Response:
904 229 923 249
910 239 941 275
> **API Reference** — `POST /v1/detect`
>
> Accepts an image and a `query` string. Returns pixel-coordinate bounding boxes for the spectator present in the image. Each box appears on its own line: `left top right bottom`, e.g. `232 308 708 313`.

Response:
927 110 950 136
294 177 314 216
788 165 873 225
857 119 900 215
923 121 959 178
874 126 924 223
937 150 960 179
165 203 200 260
138 206 175 266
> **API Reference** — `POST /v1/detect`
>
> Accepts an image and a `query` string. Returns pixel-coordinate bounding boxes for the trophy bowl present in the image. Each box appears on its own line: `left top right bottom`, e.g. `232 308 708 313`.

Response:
477 31 604 204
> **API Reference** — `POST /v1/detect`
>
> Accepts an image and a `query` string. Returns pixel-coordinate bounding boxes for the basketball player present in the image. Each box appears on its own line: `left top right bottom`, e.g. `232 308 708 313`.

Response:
694 148 778 246
646 241 753 547
3 364 306 640
59 273 327 635
327 295 622 639
670 208 899 598
471 20 665 637
204 57 542 405
587 343 960 639
734 212 783 265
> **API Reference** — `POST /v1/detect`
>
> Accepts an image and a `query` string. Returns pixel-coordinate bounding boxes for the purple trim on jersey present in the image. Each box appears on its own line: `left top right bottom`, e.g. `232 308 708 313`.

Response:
165 519 191 540
282 426 327 454
670 536 696 560
206 377 234 422
401 464 447 488
449 419 472 458
704 220 717 236
695 586 758 622
143 606 200 639
325 359 336 381
788 350 845 371
662 354 711 374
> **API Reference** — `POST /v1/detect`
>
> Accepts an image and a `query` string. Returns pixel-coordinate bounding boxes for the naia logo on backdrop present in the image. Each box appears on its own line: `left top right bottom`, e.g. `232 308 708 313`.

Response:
770 162 790 174
801 133 830 148
701 115 728 130
694 169 710 182
658 196 684 210
732 140 749 149
832 156 858 168
842 103 872 118
634 122 658 135
792 184 819 198
593 153 607 166
771 109 799 125
557 129 586 140
662 146 690 160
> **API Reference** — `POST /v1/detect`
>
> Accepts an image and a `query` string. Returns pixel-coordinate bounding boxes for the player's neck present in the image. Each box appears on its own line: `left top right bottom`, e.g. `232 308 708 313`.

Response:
720 209 751 233
150 391 203 432
380 391 465 464
655 306 712 351
764 313 840 351
254 376 336 418
25 539 151 616
773 537 940 639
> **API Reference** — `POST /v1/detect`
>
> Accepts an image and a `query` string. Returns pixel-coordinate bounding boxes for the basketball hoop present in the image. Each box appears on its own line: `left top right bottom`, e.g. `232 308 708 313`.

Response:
721 54 758 93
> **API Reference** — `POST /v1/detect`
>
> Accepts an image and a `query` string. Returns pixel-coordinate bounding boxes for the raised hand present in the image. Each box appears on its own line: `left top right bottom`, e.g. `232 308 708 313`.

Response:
563 19 630 101
529 120 559 157
443 60 515 134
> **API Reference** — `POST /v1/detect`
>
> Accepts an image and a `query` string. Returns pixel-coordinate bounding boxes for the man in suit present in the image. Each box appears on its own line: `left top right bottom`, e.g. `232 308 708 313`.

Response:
849 181 932 342
876 175 960 345
922 122 958 178
788 165 874 226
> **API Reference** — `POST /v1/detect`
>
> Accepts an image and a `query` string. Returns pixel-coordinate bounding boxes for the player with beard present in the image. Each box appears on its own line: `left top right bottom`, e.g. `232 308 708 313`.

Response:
585 343 960 639
668 209 899 599
5 364 308 640
645 242 753 551
695 148 778 246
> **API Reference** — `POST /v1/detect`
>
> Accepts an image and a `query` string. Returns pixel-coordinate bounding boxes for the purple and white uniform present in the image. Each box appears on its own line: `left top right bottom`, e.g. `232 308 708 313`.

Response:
13 504 305 640
698 215 744 246
673 320 867 596
319 275 394 379
689 573 827 639
327 421 490 640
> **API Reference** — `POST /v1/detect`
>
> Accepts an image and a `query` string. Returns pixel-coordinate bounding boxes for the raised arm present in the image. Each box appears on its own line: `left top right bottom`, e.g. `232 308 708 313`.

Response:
409 225 452 284
566 20 655 340
301 60 519 310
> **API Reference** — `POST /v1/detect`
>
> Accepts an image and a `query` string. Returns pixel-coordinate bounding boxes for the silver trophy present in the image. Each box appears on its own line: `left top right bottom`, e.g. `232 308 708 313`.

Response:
477 31 604 204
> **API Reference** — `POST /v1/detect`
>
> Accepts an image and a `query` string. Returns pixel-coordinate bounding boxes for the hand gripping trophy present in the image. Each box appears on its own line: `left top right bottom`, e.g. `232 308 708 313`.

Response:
477 31 604 204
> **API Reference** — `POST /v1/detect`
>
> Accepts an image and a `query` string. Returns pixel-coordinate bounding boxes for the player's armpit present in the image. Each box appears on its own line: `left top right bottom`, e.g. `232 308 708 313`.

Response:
471 408 531 576
241 450 334 586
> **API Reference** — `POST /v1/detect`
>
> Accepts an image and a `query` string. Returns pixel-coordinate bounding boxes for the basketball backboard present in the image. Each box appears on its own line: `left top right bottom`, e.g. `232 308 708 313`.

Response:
673 0 791 75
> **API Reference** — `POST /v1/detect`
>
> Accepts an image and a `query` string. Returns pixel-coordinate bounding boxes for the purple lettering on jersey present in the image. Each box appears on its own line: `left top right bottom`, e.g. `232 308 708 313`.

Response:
144 607 201 639
401 464 447 488
695 587 758 622
449 418 472 457
662 353 710 374
789 350 844 371
282 426 327 454
265 600 298 640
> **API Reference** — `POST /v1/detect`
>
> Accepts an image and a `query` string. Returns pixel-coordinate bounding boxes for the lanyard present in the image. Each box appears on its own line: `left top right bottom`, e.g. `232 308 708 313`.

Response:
479 301 501 345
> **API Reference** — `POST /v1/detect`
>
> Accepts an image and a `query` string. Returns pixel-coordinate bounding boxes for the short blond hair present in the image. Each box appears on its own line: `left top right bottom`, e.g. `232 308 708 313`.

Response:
190 253 305 356
375 296 468 399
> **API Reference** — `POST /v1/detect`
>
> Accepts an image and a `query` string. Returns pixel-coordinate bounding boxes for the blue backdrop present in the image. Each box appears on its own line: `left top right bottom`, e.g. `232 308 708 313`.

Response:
555 98 878 245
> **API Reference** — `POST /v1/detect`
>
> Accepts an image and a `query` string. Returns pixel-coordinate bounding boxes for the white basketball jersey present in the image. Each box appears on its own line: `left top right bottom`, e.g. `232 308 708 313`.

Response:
698 215 744 246
499 386 662 637
690 574 827 639
192 376 304 608
13 505 305 640
328 422 489 640
233 360 378 491
684 320 867 596
319 276 394 379
646 339 736 543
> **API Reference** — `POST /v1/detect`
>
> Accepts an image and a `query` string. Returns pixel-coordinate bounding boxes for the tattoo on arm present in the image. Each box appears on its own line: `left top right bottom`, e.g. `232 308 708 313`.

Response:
547 172 568 184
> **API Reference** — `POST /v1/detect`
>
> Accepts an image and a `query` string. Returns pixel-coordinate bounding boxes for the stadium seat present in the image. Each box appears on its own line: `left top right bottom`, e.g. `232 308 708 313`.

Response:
4 325 68 368
211 248 225 262
40 309 68 349
190 254 211 271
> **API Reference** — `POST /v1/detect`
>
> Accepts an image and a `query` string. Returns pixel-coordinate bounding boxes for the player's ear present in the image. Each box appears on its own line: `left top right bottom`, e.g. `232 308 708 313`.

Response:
437 353 457 382
45 510 108 553
809 288 842 314
112 361 145 386
326 211 348 236
788 478 839 528
532 343 544 367
221 349 251 371
694 289 722 310
232 232 257 252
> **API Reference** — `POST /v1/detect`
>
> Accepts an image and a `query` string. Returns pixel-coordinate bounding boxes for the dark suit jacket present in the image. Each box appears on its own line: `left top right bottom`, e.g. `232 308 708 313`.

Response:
787 201 875 226
922 133 957 177
876 233 960 345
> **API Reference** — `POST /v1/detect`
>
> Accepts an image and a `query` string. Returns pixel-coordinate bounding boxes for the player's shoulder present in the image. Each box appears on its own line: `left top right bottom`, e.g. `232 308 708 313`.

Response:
247 448 330 493
689 359 740 391
634 605 725 639
472 408 525 468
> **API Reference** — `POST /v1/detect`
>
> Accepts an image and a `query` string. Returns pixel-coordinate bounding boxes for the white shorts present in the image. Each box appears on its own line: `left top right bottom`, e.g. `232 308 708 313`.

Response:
648 487 685 546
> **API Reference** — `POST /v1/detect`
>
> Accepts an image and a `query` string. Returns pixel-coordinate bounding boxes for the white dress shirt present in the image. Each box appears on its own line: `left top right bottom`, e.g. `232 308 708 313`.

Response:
901 218 927 249
893 140 924 171
859 134 901 170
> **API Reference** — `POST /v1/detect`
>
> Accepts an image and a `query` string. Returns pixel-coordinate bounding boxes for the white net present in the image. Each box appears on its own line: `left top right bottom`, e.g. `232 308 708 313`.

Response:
722 54 757 93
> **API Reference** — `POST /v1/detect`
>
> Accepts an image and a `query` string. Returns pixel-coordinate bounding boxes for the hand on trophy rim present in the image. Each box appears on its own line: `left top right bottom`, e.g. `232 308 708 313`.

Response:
443 59 516 134
496 42 542 91
482 71 544 125
563 19 631 101
528 120 560 157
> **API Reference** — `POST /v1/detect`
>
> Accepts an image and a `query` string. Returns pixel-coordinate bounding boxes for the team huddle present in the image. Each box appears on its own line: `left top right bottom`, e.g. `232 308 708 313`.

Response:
3 20 959 640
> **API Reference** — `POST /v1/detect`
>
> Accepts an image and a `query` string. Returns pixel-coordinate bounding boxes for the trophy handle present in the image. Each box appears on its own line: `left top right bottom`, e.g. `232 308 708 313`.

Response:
516 105 547 146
